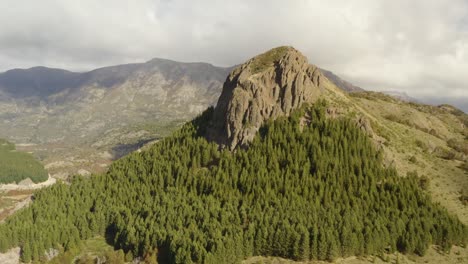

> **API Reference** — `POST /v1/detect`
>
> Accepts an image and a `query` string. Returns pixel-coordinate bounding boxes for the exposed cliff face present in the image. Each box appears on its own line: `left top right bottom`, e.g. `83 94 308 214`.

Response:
210 46 323 149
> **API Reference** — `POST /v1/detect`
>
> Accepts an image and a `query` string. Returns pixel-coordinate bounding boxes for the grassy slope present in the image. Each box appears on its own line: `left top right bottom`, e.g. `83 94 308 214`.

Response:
353 97 467 225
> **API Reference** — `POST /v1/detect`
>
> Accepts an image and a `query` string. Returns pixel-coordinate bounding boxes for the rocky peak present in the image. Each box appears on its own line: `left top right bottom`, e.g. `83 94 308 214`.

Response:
209 46 323 150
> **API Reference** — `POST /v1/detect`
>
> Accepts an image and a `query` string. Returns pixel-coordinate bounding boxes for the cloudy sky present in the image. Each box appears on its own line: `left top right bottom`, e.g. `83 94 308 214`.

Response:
0 0 467 107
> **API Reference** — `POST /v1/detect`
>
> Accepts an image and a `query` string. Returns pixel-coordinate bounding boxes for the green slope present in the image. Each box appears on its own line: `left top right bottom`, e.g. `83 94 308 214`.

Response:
0 139 48 184
0 102 466 263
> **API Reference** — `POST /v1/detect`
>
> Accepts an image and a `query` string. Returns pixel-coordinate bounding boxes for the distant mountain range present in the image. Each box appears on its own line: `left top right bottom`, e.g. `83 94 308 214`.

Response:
0 59 231 177
381 90 419 103
0 59 231 145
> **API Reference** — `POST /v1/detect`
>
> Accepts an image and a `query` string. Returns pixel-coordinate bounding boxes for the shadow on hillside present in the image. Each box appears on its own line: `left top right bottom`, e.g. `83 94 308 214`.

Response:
105 224 172 262
110 138 158 160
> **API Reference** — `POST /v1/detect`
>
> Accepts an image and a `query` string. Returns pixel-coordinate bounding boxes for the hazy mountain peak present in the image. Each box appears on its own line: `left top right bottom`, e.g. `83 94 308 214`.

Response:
146 57 219 67
320 68 364 93
382 90 419 103
0 66 81 98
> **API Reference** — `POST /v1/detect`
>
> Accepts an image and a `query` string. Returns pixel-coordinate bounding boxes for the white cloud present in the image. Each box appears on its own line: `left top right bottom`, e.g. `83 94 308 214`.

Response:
0 0 467 99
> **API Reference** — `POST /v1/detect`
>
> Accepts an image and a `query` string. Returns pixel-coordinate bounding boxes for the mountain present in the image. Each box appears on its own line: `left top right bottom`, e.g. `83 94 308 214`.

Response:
0 67 82 98
420 96 468 113
319 71 468 113
320 70 421 103
320 69 364 93
209 46 323 149
0 46 467 264
0 59 230 144
382 90 419 103
0 59 231 177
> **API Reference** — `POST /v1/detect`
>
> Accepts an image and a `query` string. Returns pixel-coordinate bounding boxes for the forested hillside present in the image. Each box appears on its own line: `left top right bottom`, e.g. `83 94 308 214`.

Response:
0 102 465 263
0 139 48 184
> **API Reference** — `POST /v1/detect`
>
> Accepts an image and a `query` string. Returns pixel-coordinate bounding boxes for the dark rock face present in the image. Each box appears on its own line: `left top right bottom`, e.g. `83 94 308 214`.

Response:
210 46 323 150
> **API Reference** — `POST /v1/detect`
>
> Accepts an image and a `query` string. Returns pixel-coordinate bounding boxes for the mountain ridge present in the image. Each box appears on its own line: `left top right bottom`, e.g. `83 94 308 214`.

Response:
0 59 232 99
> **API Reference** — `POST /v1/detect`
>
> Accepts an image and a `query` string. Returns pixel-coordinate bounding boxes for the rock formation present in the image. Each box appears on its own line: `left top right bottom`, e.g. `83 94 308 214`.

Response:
210 46 323 149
